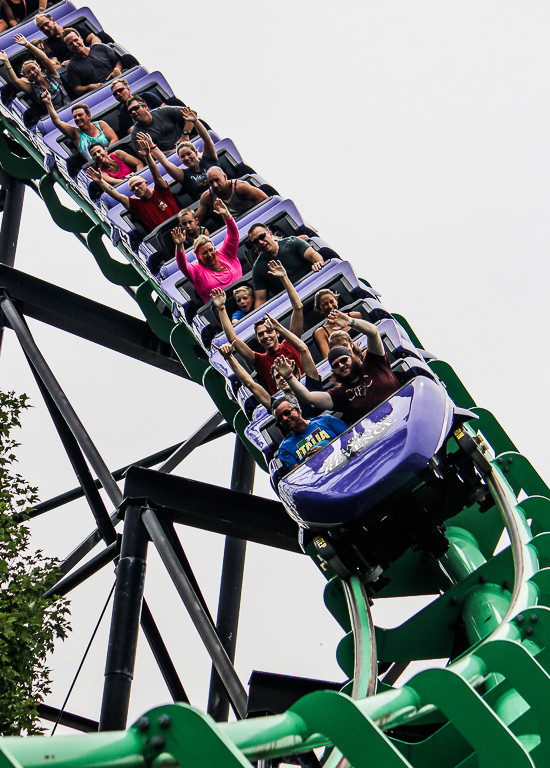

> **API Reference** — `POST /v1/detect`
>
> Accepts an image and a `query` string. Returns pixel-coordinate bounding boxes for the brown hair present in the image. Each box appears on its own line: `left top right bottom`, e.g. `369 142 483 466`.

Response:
314 288 339 312
248 222 268 238
61 27 82 40
71 103 91 116
127 95 146 110
176 139 197 154
328 330 363 360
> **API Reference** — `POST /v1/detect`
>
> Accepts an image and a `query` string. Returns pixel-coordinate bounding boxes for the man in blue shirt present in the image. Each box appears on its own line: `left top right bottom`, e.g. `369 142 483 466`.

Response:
273 394 347 470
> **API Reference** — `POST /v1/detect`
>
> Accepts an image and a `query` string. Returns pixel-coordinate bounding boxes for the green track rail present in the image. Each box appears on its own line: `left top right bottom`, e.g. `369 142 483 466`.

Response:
2 89 550 768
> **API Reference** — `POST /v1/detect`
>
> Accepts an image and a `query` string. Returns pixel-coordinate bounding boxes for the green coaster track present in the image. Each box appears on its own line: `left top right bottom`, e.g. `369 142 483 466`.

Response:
1 36 550 768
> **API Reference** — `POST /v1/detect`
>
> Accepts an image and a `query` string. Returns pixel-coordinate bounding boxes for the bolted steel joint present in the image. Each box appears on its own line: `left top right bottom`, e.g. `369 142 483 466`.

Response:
136 717 150 732
151 735 165 750
157 714 171 729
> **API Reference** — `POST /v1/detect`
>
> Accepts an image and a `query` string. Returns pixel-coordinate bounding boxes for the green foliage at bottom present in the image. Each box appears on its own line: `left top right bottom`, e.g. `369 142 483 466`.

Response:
0 391 70 736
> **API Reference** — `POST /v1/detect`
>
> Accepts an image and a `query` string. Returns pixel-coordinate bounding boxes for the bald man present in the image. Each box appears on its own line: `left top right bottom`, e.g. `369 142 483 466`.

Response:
195 166 267 225
86 136 179 234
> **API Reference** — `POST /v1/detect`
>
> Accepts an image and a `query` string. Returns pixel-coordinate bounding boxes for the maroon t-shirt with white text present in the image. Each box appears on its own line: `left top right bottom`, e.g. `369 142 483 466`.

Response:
328 351 400 424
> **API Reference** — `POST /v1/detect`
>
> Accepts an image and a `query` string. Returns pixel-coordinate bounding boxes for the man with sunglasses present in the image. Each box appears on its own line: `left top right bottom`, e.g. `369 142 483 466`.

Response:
128 97 195 153
248 223 324 309
273 309 400 426
110 79 165 136
86 136 179 234
272 394 347 470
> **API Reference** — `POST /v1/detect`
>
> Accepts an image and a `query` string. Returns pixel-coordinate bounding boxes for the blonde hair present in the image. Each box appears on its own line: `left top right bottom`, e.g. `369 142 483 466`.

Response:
111 77 129 90
193 234 213 254
233 285 253 299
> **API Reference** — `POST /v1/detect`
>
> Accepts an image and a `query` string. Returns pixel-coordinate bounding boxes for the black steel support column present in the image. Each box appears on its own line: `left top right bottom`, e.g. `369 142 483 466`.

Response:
99 505 148 731
26 353 117 545
0 175 25 268
208 436 255 721
0 174 25 355
140 601 189 703
1 294 122 507
142 506 248 719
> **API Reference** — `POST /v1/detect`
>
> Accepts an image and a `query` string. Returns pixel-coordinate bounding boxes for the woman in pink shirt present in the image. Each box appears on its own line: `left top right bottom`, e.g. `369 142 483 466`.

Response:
171 199 242 303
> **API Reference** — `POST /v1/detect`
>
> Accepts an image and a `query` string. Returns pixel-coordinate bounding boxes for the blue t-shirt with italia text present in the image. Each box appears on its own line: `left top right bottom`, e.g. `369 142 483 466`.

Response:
278 414 348 469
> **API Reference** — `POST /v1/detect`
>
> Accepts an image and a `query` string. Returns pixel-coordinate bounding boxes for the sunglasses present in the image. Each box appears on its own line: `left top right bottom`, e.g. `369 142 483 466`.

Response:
251 232 268 247
276 407 296 423
113 88 126 96
331 356 350 370
128 104 144 113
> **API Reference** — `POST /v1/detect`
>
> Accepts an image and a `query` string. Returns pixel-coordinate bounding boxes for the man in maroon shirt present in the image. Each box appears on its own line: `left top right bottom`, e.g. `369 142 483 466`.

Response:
211 261 305 394
86 138 179 234
274 309 400 424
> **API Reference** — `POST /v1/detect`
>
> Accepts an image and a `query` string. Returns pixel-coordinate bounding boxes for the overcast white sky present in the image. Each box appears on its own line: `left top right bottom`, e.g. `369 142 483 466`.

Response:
2 0 549 736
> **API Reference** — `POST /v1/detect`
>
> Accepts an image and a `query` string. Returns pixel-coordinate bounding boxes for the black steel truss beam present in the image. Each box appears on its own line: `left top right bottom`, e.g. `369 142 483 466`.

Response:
0 264 188 378
122 466 301 554
23 423 231 520
37 704 98 733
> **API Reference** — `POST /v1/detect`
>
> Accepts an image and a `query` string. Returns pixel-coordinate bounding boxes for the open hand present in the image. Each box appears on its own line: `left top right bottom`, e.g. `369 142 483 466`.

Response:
273 355 294 380
213 198 230 219
170 226 186 248
181 106 197 123
13 33 28 48
210 287 227 309
267 260 287 279
86 167 102 183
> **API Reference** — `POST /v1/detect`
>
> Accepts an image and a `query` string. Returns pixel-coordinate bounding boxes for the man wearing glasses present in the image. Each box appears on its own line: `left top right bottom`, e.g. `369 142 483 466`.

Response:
61 28 125 98
110 79 164 136
273 310 400 426
272 394 347 470
248 223 324 309
127 97 194 153
35 14 101 66
86 137 179 234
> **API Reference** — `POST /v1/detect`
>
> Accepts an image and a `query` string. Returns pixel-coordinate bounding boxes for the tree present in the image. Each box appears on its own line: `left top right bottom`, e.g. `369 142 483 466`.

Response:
0 390 70 735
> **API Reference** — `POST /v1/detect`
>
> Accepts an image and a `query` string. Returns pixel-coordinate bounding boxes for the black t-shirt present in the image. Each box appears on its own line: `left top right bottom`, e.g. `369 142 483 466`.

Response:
65 43 119 90
328 352 400 425
181 156 219 200
117 91 163 135
44 23 89 62
252 237 311 296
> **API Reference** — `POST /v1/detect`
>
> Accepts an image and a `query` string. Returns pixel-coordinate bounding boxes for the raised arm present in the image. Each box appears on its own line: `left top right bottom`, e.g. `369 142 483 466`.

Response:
139 132 184 184
215 342 270 410
171 226 193 281
86 166 130 210
13 33 57 77
328 309 385 356
274 357 333 410
0 49 31 93
264 313 319 380
41 91 79 143
211 289 255 367
138 136 168 188
266 260 303 337
213 199 239 260
182 106 217 161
